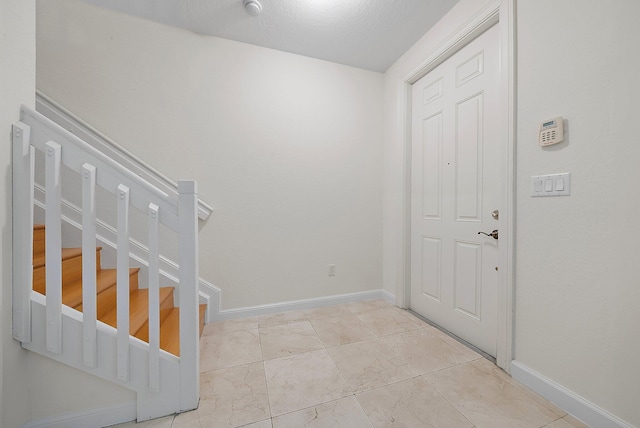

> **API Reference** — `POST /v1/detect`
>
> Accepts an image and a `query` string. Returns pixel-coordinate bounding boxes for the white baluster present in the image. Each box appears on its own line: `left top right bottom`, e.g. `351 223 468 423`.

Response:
82 163 97 368
178 180 199 410
45 141 63 354
12 123 33 343
116 184 130 381
148 203 160 392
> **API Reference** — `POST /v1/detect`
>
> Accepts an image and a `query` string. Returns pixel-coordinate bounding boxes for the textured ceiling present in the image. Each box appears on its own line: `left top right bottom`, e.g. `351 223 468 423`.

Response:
80 0 460 72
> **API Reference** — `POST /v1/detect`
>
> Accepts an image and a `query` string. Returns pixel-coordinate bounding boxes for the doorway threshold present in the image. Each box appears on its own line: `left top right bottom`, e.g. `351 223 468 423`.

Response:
404 309 496 364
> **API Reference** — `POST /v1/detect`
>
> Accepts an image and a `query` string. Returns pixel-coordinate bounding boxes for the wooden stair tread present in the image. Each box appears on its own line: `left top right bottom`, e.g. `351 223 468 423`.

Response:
65 267 139 309
34 247 81 268
160 309 180 356
158 305 207 357
100 287 175 335
33 249 104 295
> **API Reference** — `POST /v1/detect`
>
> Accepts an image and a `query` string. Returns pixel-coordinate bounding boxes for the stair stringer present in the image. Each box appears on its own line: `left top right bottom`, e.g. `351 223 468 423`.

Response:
23 293 189 422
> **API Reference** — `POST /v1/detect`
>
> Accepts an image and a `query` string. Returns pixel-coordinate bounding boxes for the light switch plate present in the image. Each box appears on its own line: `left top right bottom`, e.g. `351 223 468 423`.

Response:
531 173 571 197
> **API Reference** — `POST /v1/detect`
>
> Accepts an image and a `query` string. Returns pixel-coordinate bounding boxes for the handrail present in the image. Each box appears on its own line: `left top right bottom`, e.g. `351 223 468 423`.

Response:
21 106 181 231
36 91 213 221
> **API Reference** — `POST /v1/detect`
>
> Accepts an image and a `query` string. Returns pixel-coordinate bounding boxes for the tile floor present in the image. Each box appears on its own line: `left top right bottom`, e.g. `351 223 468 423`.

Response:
115 300 590 428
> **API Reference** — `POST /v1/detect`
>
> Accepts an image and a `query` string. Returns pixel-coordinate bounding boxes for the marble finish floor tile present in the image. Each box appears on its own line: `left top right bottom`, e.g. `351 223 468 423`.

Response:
257 310 308 328
309 313 376 348
346 299 394 315
305 304 354 320
195 362 270 428
172 302 582 428
431 362 564 428
238 419 273 428
382 327 480 374
263 349 351 417
356 307 425 337
548 415 590 428
544 417 586 428
356 376 473 428
259 320 324 360
271 396 372 428
424 325 486 357
327 338 415 393
470 358 566 417
171 409 200 428
203 316 261 336
200 329 262 372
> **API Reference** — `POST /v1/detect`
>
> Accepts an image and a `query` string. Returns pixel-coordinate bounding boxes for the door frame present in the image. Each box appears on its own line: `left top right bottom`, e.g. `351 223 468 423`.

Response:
397 0 516 372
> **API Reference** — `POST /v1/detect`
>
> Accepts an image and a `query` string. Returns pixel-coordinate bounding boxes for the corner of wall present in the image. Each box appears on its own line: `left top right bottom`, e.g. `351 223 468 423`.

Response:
1 0 36 426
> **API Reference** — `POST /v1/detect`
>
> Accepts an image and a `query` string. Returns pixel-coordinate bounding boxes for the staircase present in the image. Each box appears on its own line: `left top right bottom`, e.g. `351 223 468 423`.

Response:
12 106 205 423
32 224 206 357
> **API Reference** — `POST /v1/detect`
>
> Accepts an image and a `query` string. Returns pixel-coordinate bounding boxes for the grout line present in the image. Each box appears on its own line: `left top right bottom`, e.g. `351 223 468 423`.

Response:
417 365 478 428
261 359 274 425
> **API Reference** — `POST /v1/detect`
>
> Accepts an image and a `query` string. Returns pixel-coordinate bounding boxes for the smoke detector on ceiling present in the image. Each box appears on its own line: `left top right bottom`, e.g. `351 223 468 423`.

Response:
243 0 262 17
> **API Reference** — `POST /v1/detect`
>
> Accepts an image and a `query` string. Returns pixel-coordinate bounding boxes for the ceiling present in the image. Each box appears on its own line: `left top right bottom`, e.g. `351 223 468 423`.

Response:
80 0 460 72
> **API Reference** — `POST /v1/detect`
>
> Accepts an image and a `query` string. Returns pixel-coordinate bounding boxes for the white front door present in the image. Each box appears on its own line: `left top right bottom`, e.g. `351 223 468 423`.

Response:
410 24 501 357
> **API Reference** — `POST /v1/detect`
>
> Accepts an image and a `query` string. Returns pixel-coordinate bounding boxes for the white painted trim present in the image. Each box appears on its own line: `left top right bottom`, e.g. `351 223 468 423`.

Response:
511 361 635 428
216 289 395 321
33 183 220 323
496 0 517 373
380 289 396 305
36 91 214 221
397 0 515 371
12 122 34 343
22 402 136 428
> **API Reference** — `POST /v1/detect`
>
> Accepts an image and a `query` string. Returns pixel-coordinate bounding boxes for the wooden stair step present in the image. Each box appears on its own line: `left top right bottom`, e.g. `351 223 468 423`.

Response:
33 247 82 269
100 287 175 336
33 224 45 256
33 247 102 293
31 225 209 358
71 267 139 313
157 304 207 357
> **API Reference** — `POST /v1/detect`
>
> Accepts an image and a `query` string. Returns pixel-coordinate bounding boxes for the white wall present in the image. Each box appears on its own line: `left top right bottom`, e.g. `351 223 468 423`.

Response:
516 1 640 426
1 0 35 426
383 0 640 426
36 0 384 310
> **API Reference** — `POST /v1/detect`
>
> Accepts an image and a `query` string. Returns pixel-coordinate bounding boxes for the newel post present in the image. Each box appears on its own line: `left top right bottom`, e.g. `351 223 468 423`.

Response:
178 180 199 410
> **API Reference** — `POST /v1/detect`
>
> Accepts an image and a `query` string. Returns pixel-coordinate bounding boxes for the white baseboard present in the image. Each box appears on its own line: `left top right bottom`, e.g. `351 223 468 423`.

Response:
215 289 396 321
510 361 635 428
22 402 136 428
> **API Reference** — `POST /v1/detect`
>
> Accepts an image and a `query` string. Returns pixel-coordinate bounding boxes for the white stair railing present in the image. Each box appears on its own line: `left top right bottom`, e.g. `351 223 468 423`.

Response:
12 105 200 419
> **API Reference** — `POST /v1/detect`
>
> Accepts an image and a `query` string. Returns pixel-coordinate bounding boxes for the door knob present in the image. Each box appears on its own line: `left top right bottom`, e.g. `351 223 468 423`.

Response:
478 229 499 240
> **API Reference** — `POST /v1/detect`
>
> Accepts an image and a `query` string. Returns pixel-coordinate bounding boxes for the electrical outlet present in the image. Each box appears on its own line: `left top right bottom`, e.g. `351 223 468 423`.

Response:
328 264 336 276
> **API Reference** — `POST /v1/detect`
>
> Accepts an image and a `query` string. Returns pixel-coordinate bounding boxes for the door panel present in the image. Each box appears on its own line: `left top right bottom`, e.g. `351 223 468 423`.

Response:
456 93 483 221
421 113 443 219
411 24 500 356
420 237 441 301
453 240 481 319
